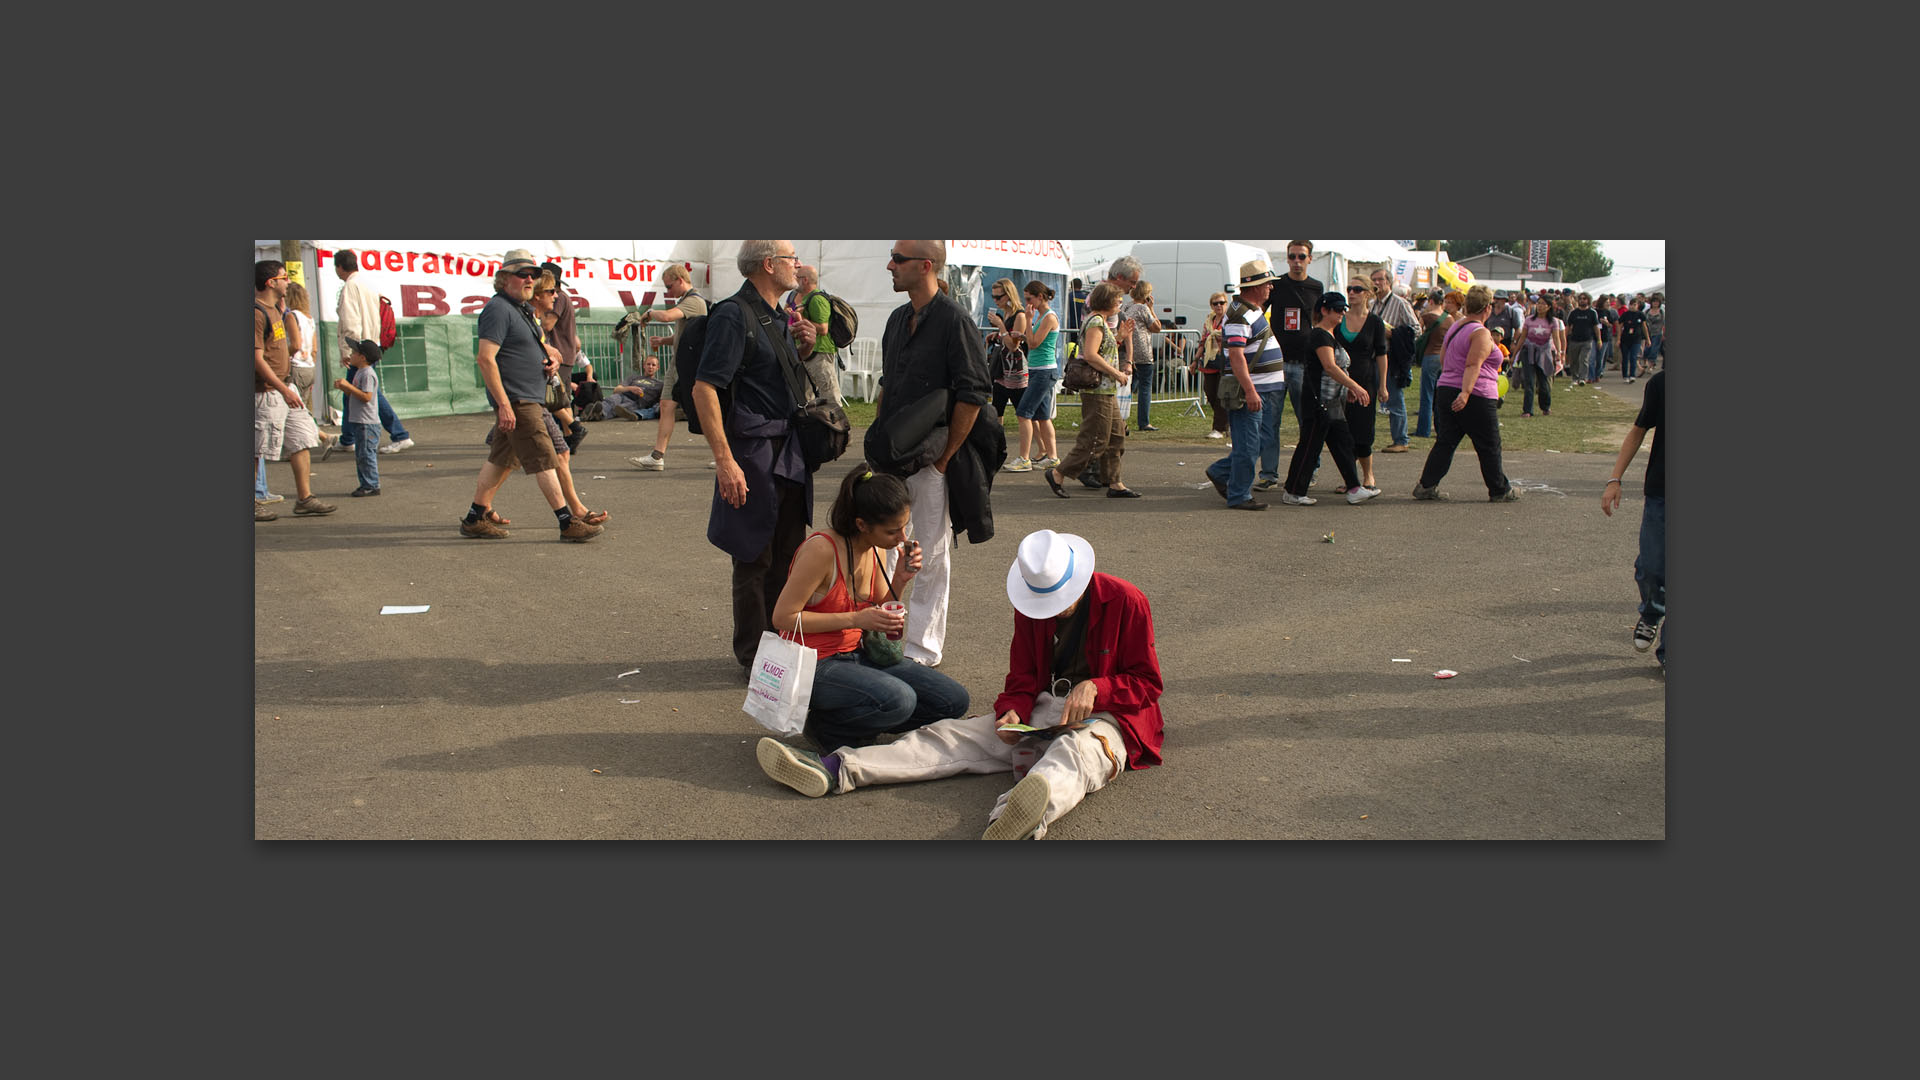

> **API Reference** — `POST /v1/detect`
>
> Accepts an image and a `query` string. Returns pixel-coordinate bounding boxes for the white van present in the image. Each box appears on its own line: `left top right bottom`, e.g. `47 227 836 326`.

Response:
1128 240 1273 339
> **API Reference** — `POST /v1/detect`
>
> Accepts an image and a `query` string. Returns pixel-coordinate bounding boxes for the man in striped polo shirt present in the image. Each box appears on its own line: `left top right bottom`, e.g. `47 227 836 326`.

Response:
1203 259 1288 511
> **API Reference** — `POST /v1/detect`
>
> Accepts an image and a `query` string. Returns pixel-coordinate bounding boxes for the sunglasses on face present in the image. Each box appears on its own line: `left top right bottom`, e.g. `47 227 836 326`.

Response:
1286 254 1310 261
888 251 926 265
1347 286 1369 294
513 270 538 279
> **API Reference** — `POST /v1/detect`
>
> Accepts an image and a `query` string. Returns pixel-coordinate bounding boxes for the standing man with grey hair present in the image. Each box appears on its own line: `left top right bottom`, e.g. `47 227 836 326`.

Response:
629 262 707 471
456 249 602 542
866 240 994 668
1371 267 1419 452
693 240 820 671
792 263 845 407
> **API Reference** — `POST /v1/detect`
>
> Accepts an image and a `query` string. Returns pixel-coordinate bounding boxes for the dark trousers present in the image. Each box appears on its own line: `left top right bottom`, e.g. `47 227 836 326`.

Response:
1520 363 1552 414
1201 370 1230 433
1285 395 1360 496
1417 387 1510 497
731 478 809 666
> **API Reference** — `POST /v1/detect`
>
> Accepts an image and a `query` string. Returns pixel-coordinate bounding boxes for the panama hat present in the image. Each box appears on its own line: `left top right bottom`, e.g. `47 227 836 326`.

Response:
1006 530 1096 620
1237 259 1280 289
500 248 540 273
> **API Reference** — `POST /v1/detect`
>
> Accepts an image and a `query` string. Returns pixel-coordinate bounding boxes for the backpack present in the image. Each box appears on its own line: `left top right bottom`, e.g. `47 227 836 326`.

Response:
378 295 399 350
672 292 849 470
253 301 280 347
669 293 738 436
802 289 858 350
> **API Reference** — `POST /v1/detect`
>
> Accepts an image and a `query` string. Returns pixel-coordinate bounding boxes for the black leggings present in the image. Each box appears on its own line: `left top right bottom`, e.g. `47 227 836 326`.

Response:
1417 387 1510 497
1285 395 1360 496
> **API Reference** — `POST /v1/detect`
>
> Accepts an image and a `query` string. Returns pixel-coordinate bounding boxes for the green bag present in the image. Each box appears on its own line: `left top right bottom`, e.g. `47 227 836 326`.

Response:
849 541 903 667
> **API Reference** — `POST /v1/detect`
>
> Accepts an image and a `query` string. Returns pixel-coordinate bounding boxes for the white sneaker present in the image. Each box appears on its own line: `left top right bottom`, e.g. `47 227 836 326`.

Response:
630 454 666 471
1003 457 1033 473
1034 456 1060 470
379 437 414 454
1346 486 1381 505
1279 491 1316 506
259 492 285 504
1206 430 1225 440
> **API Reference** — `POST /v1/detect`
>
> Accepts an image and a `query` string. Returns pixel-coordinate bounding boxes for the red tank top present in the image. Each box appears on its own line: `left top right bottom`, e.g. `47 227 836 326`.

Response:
789 532 887 659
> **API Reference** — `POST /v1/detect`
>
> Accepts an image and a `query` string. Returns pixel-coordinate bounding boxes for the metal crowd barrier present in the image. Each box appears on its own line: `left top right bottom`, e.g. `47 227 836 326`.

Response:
985 325 1205 416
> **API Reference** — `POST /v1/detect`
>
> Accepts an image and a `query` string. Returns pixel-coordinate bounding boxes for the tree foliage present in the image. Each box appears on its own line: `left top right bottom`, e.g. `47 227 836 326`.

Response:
1414 239 1613 283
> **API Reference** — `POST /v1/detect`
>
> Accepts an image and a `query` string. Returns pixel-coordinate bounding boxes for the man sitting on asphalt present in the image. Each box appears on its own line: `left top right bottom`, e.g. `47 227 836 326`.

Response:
604 354 665 420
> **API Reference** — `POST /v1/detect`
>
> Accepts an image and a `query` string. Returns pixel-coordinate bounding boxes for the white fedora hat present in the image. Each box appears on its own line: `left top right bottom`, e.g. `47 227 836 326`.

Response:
1005 530 1096 620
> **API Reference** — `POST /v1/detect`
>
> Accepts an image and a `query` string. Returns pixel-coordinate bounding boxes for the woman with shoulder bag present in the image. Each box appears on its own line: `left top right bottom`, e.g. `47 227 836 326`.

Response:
1042 282 1139 499
1196 291 1231 438
1282 291 1374 505
986 278 1033 469
770 464 971 754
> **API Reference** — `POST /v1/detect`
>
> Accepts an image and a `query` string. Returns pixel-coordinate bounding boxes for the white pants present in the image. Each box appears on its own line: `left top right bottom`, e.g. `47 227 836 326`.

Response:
834 693 1125 840
902 466 951 666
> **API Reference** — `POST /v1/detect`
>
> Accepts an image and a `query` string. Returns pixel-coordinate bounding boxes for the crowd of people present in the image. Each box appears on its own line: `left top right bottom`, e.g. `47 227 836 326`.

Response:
254 239 1663 836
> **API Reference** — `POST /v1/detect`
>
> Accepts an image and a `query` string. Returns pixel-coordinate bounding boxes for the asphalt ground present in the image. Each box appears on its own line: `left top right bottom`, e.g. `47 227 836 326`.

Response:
254 377 1663 839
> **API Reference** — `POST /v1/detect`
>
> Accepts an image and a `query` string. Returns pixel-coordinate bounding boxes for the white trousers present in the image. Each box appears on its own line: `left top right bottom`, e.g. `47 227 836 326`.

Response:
834 693 1125 840
901 466 951 666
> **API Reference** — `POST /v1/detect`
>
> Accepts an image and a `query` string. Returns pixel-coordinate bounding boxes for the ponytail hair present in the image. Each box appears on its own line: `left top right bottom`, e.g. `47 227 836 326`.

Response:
829 462 911 537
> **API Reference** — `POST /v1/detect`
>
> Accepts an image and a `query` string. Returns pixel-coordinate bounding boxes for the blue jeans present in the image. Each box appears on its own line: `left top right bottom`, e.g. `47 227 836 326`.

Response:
1207 395 1274 505
806 649 972 752
1415 354 1444 438
1644 334 1662 366
255 457 271 500
1636 494 1665 664
1385 376 1409 445
339 388 410 445
1621 341 1641 379
346 421 380 490
1134 362 1154 427
1016 369 1059 420
635 404 660 420
1589 341 1610 381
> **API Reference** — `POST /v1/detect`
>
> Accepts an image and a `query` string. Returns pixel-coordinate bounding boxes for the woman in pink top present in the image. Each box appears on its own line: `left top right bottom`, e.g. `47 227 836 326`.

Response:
1412 285 1517 502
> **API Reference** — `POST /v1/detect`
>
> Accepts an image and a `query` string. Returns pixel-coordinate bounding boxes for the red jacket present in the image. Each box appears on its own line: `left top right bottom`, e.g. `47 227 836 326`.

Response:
993 573 1164 769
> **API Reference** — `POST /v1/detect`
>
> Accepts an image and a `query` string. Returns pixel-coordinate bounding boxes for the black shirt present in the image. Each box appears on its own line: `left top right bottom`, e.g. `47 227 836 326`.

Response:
1050 598 1093 690
1333 314 1387 392
1266 275 1324 364
1618 308 1646 343
1566 306 1600 342
694 284 797 426
865 289 990 470
1633 370 1664 498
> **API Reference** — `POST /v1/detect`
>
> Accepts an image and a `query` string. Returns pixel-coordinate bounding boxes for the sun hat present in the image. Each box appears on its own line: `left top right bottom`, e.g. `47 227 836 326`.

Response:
1005 530 1096 620
1236 259 1280 289
500 248 540 273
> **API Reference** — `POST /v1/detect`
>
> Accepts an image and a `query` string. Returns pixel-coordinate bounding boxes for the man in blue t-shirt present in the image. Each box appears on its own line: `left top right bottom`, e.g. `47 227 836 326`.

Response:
457 249 602 542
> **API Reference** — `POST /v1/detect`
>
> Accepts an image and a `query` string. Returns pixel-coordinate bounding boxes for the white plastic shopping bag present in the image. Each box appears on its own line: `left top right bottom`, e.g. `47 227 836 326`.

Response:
742 616 814 737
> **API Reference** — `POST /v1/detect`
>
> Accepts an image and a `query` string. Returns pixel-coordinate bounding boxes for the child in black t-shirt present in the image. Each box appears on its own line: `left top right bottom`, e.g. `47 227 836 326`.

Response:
1601 369 1664 669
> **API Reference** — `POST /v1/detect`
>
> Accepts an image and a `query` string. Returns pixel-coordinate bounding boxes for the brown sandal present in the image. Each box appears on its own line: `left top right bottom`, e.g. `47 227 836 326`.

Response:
579 509 609 525
483 508 511 526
